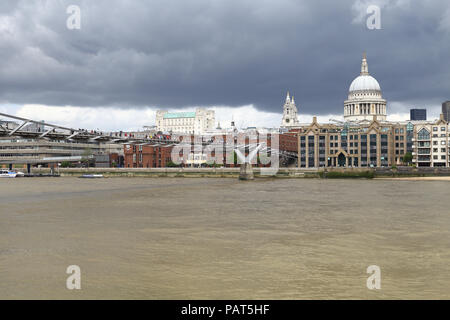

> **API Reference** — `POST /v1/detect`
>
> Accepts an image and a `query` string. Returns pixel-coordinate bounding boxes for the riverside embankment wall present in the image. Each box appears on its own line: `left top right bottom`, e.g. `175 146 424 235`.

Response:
29 167 450 178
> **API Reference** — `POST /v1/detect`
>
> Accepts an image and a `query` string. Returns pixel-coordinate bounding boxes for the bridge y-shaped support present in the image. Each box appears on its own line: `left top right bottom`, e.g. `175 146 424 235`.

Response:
39 128 53 138
66 132 79 140
235 143 264 181
8 121 29 136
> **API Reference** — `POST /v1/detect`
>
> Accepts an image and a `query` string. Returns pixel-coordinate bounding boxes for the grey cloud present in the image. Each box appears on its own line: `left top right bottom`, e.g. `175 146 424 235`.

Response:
0 0 449 115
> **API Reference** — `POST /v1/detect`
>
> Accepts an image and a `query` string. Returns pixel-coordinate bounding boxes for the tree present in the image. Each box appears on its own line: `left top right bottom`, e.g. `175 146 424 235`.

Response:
81 148 93 168
403 152 413 165
166 161 180 168
208 161 222 168
60 161 72 168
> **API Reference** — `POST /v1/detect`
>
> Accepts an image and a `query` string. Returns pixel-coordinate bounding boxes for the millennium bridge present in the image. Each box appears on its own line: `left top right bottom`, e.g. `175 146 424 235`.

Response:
0 112 297 174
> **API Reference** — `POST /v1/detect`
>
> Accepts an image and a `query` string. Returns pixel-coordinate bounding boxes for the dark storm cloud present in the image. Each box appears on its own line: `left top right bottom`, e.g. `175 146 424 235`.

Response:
0 0 449 114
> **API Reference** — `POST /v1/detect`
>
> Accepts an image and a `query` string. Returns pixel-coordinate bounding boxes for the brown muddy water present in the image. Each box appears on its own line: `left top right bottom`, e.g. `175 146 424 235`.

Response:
0 177 449 299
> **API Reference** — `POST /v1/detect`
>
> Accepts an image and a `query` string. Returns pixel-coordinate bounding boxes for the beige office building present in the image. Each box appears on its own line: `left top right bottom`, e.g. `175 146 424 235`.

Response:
156 108 215 134
296 116 412 168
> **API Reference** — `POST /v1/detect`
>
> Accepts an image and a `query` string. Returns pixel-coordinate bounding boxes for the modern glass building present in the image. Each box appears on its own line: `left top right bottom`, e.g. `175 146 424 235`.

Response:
410 109 427 121
442 101 450 122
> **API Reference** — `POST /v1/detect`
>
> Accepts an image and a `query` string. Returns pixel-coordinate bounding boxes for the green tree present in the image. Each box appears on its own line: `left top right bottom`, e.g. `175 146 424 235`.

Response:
81 148 93 168
167 160 180 168
403 152 413 165
60 161 72 168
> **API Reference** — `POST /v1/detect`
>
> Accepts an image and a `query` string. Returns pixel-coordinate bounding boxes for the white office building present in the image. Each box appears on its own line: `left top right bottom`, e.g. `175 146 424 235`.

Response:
156 108 215 134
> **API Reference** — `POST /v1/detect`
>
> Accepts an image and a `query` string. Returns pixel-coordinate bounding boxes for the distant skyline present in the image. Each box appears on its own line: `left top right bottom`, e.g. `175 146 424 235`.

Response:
1 0 449 130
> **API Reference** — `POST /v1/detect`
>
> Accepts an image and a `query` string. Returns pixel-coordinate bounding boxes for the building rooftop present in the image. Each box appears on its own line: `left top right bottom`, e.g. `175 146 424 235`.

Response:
163 112 196 119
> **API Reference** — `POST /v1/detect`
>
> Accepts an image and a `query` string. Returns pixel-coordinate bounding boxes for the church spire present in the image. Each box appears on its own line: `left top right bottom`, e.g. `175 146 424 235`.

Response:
361 52 369 75
281 91 299 128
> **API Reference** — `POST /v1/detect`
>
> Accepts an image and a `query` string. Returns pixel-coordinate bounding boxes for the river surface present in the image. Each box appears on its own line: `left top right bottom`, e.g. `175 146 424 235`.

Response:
0 177 449 299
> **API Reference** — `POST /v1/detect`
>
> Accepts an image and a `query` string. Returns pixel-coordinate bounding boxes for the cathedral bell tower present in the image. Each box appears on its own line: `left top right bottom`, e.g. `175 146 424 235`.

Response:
281 91 299 127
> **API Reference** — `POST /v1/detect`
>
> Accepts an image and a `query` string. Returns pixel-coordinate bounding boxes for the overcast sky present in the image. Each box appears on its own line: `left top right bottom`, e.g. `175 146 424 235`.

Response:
0 0 449 130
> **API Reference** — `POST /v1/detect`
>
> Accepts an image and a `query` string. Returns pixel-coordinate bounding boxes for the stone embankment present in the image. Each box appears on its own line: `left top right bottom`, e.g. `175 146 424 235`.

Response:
28 166 450 179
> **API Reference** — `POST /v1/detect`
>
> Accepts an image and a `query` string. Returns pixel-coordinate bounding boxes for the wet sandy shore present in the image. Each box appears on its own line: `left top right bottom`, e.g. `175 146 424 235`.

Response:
376 176 450 181
1 177 449 299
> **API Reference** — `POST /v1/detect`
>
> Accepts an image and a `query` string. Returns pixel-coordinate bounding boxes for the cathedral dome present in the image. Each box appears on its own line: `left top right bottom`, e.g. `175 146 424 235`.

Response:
348 52 381 93
349 75 381 92
344 53 387 122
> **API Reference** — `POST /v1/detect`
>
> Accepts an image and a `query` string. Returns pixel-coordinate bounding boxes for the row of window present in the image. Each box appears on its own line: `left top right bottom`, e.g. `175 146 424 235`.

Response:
418 127 450 140
303 134 388 141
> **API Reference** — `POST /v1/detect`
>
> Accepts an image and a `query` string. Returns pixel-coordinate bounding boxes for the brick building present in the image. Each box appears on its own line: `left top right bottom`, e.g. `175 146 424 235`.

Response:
279 131 298 153
124 144 174 168
124 131 299 168
95 153 123 168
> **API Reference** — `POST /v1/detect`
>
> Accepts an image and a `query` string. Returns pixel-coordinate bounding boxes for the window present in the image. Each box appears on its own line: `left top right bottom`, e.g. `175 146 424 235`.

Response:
433 127 438 132
417 128 430 140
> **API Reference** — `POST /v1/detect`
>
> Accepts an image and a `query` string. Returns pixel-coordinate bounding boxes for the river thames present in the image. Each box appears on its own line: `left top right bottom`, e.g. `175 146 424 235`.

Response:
1 177 449 299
